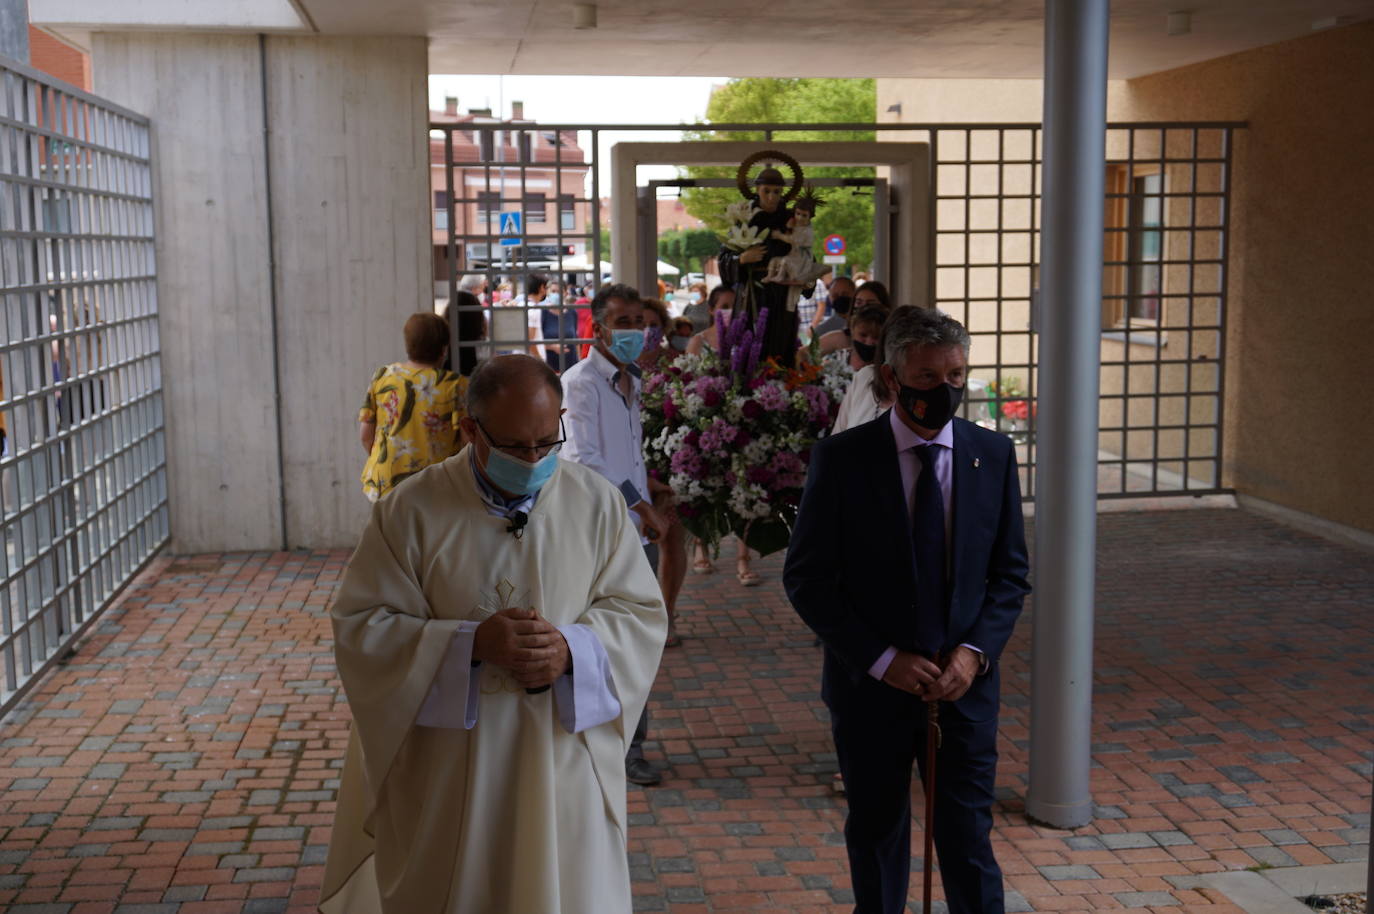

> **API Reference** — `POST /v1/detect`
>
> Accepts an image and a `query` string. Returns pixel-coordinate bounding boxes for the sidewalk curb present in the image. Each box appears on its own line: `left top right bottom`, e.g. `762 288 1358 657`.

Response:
1166 856 1368 914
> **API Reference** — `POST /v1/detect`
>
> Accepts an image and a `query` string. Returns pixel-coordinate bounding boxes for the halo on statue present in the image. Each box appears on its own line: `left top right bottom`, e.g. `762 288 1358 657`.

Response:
735 149 805 203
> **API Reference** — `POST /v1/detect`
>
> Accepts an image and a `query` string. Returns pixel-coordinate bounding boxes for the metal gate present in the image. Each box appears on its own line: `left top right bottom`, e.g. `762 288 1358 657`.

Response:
0 58 167 715
429 118 1239 500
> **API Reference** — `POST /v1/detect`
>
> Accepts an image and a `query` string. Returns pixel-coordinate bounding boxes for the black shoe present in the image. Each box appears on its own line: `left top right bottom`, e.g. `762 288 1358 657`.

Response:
625 757 662 787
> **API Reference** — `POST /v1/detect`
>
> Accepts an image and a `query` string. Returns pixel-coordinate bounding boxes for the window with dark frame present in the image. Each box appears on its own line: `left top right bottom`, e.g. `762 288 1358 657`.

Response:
1127 172 1163 323
523 192 547 224
476 190 500 223
559 194 576 231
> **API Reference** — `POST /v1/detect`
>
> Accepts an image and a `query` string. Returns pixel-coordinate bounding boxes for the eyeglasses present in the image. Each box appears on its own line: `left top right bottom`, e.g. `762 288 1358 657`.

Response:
474 417 566 461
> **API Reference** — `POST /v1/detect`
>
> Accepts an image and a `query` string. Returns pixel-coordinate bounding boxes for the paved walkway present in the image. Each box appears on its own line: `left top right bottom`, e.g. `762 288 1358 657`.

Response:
0 507 1369 913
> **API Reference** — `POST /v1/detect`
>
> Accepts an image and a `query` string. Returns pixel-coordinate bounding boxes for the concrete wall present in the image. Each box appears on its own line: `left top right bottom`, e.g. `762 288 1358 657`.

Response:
266 37 431 548
93 33 430 551
93 33 281 553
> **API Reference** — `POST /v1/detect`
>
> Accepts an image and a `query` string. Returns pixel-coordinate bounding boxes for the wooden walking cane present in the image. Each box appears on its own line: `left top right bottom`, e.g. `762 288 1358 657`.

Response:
922 700 942 913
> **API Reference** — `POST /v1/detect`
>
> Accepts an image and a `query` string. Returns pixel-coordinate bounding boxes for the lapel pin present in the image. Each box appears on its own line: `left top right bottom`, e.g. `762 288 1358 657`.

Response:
973 457 981 469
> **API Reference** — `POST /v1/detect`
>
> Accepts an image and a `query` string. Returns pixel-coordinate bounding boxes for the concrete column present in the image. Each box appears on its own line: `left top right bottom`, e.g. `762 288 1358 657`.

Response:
1026 0 1109 829
92 33 429 551
0 0 28 62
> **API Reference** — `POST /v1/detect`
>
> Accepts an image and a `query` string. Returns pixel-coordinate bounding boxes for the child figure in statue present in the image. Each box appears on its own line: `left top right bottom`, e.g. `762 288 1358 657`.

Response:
763 190 825 288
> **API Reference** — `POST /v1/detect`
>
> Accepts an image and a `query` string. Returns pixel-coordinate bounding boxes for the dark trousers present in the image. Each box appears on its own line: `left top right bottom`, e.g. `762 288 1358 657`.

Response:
627 542 659 762
832 701 1004 914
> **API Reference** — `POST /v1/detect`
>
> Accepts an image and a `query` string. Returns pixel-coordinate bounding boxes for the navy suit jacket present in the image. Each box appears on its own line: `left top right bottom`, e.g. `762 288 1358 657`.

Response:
783 412 1030 722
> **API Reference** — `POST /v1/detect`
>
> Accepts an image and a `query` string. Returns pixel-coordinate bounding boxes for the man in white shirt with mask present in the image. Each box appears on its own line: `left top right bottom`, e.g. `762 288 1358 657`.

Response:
561 281 671 786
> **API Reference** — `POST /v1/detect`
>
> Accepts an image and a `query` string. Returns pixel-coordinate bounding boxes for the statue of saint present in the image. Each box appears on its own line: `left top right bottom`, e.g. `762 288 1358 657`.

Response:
717 151 821 366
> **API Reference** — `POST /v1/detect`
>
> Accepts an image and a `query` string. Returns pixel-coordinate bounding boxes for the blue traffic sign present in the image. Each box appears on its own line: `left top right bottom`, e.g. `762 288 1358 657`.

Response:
823 234 846 255
499 211 522 246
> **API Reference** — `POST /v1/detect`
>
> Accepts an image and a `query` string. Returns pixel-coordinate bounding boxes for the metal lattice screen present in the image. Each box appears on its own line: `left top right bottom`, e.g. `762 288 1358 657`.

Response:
928 123 1234 498
431 120 1236 501
0 59 167 714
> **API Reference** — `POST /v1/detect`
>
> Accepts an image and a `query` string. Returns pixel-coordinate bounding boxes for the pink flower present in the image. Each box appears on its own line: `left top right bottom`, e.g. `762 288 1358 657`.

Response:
670 444 700 475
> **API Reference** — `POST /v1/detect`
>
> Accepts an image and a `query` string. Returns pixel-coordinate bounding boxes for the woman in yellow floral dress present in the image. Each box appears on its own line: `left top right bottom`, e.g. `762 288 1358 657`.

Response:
358 312 468 501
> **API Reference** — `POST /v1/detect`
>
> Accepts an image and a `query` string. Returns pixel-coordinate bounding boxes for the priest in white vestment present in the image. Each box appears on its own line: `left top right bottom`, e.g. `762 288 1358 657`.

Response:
320 355 667 914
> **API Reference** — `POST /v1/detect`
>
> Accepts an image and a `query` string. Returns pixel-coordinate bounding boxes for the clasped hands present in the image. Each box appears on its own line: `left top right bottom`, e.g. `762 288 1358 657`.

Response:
881 645 980 703
473 608 570 690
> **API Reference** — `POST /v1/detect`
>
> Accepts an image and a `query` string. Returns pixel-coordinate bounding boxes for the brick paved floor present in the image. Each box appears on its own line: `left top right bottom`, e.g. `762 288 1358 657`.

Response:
0 507 1369 913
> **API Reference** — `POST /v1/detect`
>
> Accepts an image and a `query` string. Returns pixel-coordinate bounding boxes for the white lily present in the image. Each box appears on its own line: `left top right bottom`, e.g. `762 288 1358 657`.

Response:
725 200 759 226
723 223 769 252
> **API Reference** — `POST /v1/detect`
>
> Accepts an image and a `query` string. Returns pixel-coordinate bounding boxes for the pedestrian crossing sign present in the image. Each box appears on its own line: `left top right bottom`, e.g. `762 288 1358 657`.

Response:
499 211 522 246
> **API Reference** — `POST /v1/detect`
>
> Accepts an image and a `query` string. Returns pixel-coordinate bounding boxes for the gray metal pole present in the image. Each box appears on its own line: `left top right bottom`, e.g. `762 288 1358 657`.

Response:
0 0 29 62
1026 0 1109 830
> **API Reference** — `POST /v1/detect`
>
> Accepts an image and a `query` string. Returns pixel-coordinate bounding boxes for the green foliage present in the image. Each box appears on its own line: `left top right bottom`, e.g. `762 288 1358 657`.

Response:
656 227 719 274
681 78 877 273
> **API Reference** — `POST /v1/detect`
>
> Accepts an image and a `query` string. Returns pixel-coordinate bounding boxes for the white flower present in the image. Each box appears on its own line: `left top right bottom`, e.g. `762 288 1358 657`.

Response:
742 440 769 465
725 200 759 226
681 393 705 421
724 223 769 252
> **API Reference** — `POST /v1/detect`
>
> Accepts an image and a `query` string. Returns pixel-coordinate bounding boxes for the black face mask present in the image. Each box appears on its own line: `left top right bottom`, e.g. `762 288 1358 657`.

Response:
852 339 877 364
830 295 853 315
897 382 964 430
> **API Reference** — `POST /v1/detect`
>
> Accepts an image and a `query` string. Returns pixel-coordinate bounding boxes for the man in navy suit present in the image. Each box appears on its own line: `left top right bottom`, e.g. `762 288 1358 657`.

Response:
784 307 1030 914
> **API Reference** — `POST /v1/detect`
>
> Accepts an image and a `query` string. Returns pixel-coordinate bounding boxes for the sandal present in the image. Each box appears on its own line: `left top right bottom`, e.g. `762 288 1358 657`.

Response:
832 772 846 795
736 562 761 587
692 557 716 574
665 629 682 649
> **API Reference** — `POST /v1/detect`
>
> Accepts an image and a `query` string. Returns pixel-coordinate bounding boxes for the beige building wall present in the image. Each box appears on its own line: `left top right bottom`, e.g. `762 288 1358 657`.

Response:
1113 22 1374 533
94 34 431 551
879 22 1374 531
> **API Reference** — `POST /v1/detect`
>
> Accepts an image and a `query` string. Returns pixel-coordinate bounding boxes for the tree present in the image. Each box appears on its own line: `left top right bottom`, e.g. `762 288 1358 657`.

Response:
681 78 877 274
657 227 719 275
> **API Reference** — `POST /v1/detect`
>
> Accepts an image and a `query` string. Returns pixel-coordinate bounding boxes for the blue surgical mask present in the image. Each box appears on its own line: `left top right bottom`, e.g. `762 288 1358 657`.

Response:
483 446 558 496
608 328 645 363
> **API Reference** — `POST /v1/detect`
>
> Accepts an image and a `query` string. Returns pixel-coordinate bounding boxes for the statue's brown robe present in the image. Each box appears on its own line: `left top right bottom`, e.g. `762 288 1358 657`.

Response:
320 451 667 913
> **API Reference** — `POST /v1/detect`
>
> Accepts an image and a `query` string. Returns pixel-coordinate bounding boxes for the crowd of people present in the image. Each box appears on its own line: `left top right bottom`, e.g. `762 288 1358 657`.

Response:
327 268 1030 914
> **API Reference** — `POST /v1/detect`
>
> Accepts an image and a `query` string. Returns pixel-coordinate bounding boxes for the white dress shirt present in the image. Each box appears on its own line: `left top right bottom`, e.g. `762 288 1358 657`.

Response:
560 347 651 533
868 408 984 681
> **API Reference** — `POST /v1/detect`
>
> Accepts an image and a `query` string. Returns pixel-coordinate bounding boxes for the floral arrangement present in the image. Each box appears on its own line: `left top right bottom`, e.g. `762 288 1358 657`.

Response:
641 308 847 556
986 375 1035 444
